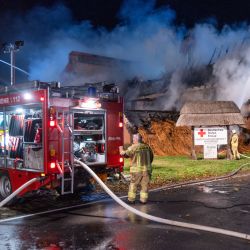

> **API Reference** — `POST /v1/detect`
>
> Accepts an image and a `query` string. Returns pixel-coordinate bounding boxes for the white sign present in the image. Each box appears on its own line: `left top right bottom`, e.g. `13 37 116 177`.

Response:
204 143 217 159
194 127 227 145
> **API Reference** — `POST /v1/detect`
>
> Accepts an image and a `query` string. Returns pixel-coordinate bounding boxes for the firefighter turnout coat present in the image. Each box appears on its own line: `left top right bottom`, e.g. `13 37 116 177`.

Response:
121 143 153 203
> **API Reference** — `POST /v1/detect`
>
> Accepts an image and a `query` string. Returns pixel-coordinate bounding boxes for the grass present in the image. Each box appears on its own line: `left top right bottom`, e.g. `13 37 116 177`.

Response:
123 154 250 184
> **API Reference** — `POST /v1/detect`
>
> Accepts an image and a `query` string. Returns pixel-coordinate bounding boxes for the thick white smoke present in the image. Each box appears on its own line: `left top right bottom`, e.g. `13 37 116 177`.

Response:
214 46 250 108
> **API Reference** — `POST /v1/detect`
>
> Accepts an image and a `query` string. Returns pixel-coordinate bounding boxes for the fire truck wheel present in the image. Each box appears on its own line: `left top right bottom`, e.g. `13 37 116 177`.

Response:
0 174 12 200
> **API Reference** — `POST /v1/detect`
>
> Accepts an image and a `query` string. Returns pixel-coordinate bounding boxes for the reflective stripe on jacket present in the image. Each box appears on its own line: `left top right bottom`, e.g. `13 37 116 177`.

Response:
122 143 153 173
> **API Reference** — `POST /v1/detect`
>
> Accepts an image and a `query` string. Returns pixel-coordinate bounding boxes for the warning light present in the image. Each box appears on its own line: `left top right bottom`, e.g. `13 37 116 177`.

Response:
49 107 56 127
101 144 105 153
49 120 55 127
119 157 123 163
50 162 56 169
79 98 101 109
40 97 44 101
96 102 102 108
119 112 123 128
23 93 32 100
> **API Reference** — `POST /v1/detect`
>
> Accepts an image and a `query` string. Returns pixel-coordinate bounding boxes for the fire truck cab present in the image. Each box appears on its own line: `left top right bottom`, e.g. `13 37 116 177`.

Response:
0 81 124 200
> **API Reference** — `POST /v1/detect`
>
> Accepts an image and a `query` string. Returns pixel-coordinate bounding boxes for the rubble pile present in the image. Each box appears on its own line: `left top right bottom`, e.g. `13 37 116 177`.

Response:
138 120 192 156
239 134 250 153
137 119 250 156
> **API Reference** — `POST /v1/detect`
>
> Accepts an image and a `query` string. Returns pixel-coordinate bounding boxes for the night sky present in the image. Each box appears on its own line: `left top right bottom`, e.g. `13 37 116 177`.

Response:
1 0 250 29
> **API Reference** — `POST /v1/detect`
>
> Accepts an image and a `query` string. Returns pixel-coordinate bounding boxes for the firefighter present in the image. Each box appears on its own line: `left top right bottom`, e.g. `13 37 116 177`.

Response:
230 129 240 160
119 133 154 204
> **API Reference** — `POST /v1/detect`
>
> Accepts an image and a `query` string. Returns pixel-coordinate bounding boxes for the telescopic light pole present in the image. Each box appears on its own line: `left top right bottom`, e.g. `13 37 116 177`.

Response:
2 41 24 86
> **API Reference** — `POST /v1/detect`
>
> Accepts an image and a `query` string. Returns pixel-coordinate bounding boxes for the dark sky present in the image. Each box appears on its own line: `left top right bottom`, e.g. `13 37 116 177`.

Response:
1 0 250 85
1 0 250 29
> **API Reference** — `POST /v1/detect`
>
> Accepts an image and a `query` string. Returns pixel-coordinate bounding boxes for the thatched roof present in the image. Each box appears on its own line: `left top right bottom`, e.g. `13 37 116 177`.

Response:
176 101 245 126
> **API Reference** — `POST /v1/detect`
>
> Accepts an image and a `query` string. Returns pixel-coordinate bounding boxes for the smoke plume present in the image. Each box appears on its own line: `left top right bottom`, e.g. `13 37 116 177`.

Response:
1 0 250 108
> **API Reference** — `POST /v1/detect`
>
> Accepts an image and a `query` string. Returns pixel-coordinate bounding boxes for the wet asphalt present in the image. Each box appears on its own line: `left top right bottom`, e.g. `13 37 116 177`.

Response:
0 175 250 250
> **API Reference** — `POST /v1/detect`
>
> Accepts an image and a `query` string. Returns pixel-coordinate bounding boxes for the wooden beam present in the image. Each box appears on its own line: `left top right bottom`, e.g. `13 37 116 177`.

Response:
191 126 197 160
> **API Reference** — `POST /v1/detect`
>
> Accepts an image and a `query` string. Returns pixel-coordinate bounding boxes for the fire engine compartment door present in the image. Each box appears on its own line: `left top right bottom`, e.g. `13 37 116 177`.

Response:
72 109 106 165
0 104 44 171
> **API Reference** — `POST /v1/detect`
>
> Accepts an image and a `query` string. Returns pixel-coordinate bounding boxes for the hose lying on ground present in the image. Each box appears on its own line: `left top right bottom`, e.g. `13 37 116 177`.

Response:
0 177 40 208
75 158 250 242
152 162 250 192
239 153 250 159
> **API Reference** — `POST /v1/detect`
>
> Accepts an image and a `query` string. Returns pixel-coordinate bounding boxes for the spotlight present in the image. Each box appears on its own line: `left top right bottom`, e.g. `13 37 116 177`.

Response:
23 93 32 100
15 40 24 48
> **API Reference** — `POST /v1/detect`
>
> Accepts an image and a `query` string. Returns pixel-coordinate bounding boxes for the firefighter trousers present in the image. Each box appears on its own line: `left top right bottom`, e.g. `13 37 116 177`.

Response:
128 171 150 203
231 146 240 160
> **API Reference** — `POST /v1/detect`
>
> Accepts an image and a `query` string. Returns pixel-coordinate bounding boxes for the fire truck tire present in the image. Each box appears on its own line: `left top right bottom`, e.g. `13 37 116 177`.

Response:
0 174 12 201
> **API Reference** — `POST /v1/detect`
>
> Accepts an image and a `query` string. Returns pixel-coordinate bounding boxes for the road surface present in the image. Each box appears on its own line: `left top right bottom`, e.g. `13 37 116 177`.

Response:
0 175 250 249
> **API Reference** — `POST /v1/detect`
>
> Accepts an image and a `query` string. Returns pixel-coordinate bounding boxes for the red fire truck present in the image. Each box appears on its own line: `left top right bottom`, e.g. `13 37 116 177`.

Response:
0 81 124 200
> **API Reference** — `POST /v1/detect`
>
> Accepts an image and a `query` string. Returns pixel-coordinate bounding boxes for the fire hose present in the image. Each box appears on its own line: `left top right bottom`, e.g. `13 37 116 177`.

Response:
75 159 250 241
0 161 250 241
239 153 250 159
153 162 250 192
0 177 40 208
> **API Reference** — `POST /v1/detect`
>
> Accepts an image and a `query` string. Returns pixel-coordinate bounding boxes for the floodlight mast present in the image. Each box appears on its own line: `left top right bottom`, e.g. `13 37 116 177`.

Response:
2 41 24 86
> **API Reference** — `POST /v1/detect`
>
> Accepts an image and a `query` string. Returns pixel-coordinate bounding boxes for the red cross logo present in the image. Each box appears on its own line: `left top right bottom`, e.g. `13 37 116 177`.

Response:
198 129 206 137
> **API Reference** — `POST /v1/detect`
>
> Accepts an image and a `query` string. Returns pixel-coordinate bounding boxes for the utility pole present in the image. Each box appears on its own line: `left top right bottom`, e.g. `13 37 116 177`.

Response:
2 41 24 86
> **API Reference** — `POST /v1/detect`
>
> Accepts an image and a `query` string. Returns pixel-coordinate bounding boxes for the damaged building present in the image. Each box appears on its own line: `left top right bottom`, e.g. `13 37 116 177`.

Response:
62 51 131 84
62 50 250 155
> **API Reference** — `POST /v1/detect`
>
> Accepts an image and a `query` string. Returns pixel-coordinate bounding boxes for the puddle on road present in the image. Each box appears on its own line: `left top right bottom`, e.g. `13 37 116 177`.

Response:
80 192 110 202
197 186 230 194
196 182 244 194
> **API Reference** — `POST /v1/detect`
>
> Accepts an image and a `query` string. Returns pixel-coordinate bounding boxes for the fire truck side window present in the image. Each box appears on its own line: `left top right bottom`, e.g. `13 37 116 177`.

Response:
8 113 24 159
0 106 44 170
